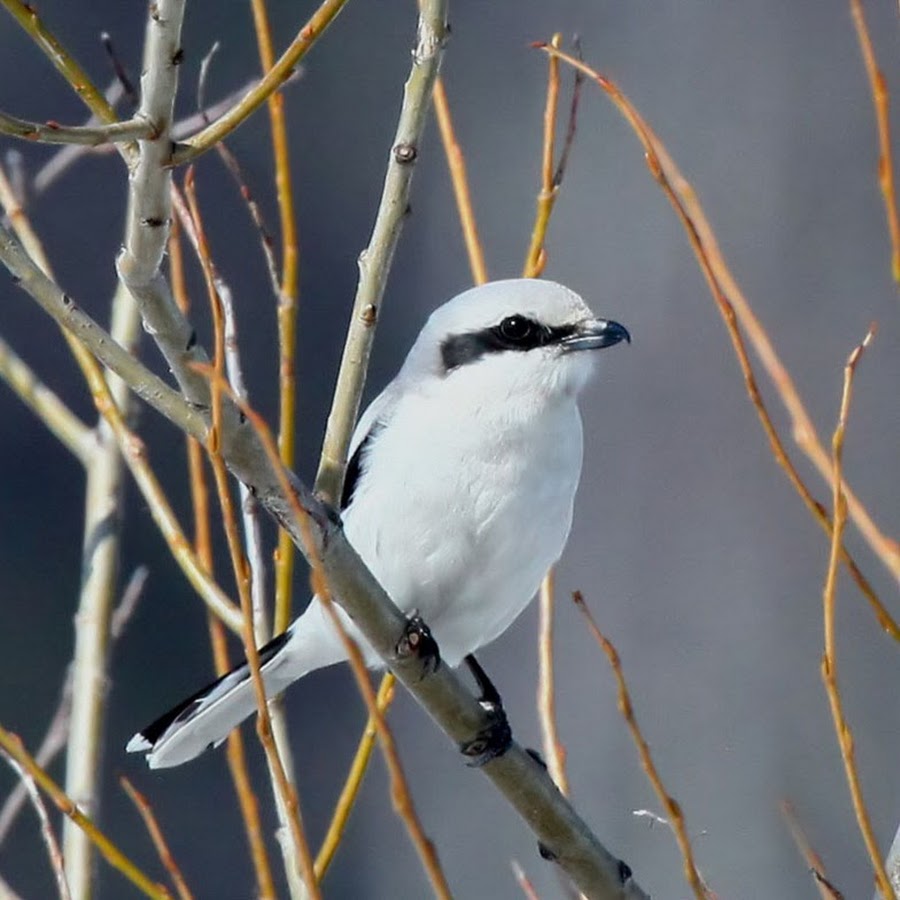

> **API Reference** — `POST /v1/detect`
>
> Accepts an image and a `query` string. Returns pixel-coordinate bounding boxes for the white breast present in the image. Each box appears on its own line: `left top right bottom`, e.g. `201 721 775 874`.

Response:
342 382 584 666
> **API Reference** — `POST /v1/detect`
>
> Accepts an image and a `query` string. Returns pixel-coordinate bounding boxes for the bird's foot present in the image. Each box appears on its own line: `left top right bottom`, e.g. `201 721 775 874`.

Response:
394 613 441 677
458 654 512 767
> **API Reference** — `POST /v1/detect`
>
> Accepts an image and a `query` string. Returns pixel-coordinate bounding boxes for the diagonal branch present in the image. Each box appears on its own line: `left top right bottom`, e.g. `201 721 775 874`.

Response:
0 214 650 900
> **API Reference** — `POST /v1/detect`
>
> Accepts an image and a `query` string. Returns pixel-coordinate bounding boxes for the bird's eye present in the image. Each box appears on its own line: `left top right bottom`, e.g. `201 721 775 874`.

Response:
497 315 536 344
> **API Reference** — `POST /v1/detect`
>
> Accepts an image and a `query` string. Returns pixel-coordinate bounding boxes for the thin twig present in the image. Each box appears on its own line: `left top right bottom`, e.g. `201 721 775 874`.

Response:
537 572 569 795
0 749 71 900
0 672 72 846
523 34 582 279
181 169 296 898
432 77 488 285
315 0 449 504
820 328 894 900
1 0 131 162
172 218 275 898
101 32 138 107
848 0 900 284
0 109 151 147
249 0 302 640
0 726 171 899
312 594 452 899
174 0 349 163
781 799 844 900
29 79 125 198
120 778 193 900
184 175 320 900
537 44 900 620
511 860 542 900
0 334 92 464
0 567 146 848
315 673 396 879
111 566 150 639
573 592 711 900
523 34 562 278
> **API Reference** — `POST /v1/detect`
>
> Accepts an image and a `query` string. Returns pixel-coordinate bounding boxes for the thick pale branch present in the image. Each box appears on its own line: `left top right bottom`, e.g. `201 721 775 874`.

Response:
0 226 204 438
315 0 448 503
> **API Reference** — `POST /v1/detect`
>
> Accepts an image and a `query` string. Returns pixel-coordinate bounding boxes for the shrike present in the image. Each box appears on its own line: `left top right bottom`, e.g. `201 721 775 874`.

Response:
128 278 629 768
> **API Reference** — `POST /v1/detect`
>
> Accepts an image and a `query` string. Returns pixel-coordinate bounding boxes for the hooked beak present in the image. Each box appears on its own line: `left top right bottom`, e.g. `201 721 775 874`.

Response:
561 318 631 352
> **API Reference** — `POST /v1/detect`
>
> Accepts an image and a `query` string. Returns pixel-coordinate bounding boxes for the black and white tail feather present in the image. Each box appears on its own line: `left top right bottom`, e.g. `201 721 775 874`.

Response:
126 279 629 769
125 631 295 768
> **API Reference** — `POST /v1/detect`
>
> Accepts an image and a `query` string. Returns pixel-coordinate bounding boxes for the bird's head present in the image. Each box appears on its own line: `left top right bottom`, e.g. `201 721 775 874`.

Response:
401 279 629 405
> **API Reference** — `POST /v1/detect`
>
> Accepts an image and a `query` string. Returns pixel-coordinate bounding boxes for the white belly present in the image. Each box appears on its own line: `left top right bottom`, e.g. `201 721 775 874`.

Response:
340 393 584 666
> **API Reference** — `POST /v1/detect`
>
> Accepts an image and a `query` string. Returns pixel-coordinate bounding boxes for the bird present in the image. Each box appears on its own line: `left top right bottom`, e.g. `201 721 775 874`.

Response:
127 278 629 768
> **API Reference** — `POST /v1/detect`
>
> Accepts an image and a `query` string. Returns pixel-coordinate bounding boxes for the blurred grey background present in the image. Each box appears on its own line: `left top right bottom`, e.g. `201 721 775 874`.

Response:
1 1 899 897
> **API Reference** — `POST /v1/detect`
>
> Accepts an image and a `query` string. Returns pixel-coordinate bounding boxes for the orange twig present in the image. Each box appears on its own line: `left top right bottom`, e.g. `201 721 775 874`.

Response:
184 174 320 900
189 368 450 899
573 592 710 900
314 593 452 899
0 726 170 900
523 35 583 279
315 673 396 879
168 221 276 899
780 799 845 900
820 329 894 900
249 0 301 635
120 777 193 900
523 34 562 279
0 747 70 900
848 0 900 284
536 44 900 629
433 77 488 285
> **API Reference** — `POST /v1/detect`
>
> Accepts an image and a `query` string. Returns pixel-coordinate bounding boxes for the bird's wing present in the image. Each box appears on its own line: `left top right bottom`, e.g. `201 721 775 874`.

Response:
340 382 402 510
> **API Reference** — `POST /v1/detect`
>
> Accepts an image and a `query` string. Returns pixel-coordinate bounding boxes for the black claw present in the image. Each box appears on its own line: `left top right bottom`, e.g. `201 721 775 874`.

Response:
525 747 548 770
458 654 512 766
464 654 502 706
538 841 557 861
458 711 512 767
617 859 633 883
394 613 440 676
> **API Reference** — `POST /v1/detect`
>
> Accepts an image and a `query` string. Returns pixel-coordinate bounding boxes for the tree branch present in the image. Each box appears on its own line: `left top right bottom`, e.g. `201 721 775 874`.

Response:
0 109 152 147
314 0 448 503
0 214 649 899
172 0 349 164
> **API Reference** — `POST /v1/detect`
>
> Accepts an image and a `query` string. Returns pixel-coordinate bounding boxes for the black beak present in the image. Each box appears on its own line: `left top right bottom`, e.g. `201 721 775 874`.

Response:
561 318 631 352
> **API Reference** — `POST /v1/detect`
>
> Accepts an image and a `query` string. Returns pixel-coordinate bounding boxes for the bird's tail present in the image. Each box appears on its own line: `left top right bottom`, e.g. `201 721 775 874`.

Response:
126 629 296 769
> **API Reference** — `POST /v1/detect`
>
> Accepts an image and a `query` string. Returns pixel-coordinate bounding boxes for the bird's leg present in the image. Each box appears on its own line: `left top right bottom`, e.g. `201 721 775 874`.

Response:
458 654 512 767
394 611 441 677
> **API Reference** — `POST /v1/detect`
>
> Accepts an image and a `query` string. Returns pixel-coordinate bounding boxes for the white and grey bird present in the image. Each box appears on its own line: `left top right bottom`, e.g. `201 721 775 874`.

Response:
127 278 629 768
